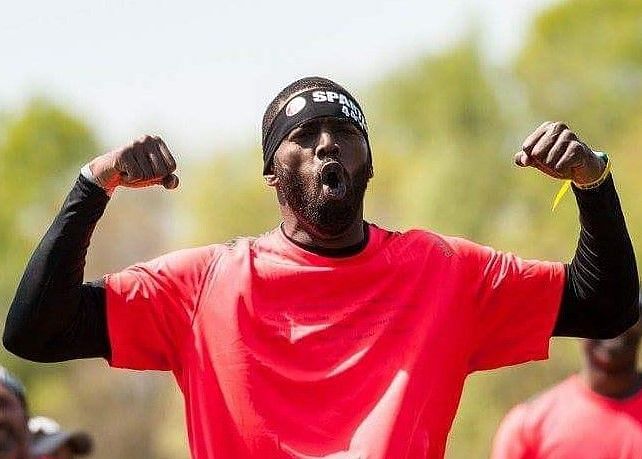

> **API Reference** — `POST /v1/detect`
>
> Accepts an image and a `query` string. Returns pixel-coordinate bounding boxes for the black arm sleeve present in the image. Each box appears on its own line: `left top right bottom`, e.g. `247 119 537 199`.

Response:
553 174 639 338
3 174 111 362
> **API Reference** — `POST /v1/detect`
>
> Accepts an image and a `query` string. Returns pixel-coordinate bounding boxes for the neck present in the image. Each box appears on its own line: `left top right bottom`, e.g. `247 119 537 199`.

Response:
582 367 642 399
280 208 366 253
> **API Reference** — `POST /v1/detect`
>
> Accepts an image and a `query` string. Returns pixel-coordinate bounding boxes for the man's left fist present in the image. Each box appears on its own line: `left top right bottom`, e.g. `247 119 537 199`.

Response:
515 121 605 185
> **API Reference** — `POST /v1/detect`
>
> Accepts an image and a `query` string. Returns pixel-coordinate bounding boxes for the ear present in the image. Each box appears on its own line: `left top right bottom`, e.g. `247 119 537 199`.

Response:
264 174 279 187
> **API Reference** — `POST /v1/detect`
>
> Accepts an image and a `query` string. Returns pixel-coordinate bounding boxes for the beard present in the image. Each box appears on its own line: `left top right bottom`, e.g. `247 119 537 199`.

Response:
275 161 369 237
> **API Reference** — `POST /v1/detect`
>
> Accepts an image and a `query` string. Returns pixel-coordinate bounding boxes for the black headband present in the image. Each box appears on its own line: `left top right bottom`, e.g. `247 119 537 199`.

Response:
262 88 370 175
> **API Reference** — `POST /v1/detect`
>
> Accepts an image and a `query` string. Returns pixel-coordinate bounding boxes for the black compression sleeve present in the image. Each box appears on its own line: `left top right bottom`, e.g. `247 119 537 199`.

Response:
3 174 111 361
553 174 639 338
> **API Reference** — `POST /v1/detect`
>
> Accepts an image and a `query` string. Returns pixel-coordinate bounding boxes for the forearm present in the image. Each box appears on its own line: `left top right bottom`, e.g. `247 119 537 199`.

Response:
3 174 111 361
554 174 639 338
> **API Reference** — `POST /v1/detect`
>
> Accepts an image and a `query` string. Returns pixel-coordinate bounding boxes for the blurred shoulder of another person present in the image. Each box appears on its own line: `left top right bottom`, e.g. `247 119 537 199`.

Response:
491 299 642 459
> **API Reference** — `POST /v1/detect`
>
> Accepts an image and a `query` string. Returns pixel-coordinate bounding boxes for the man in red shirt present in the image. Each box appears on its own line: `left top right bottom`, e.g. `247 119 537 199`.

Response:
4 77 639 458
491 300 642 459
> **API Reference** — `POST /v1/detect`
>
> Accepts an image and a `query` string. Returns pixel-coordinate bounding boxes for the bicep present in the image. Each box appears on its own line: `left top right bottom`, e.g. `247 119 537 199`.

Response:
15 280 110 362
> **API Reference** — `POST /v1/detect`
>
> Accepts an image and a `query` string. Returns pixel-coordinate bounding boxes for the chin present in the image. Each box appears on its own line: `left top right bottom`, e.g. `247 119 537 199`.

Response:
301 201 360 238
589 352 632 374
276 160 369 237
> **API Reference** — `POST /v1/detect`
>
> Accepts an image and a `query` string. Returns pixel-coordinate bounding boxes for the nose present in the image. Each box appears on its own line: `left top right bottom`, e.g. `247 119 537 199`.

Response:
314 130 340 160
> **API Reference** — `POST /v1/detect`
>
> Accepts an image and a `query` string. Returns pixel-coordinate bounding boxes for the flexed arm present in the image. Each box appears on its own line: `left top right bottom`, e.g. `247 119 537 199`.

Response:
3 136 179 361
516 122 638 338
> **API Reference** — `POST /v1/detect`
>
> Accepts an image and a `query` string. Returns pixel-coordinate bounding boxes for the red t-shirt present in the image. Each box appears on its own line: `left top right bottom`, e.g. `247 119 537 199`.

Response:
105 224 564 459
491 374 642 459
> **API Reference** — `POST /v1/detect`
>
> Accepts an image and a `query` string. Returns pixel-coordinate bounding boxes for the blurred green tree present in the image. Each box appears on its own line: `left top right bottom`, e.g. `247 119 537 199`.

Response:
0 101 189 459
3 1 641 458
514 0 642 258
0 99 98 374
180 148 279 246
367 42 516 243
449 1 642 457
517 0 642 149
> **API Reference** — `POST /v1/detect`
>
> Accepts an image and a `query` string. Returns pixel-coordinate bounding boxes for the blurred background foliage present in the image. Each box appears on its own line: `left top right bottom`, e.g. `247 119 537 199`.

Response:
1 0 641 457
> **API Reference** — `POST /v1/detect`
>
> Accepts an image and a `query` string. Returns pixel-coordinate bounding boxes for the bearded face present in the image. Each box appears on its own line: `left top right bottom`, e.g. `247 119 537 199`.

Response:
268 114 371 239
274 157 369 237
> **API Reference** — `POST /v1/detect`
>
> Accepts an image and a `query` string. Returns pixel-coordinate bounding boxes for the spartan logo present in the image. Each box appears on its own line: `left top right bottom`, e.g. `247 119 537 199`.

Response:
311 90 368 133
285 96 307 117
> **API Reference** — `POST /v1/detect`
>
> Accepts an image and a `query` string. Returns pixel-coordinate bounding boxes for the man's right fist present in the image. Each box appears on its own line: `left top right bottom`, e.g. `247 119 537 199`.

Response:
88 135 179 192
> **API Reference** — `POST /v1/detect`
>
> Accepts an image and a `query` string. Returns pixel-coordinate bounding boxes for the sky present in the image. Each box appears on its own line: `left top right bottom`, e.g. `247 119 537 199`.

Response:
0 0 556 158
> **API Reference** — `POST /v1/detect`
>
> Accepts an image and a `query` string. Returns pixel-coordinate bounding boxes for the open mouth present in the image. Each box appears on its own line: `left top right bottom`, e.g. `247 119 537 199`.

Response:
319 161 347 200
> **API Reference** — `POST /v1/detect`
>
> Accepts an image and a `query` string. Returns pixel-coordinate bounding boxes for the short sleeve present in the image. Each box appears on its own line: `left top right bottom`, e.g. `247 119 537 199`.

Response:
104 245 217 371
451 238 565 372
490 404 532 459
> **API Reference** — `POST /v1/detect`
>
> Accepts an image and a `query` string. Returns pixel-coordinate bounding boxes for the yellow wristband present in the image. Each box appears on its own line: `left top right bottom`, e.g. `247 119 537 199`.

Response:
551 152 610 211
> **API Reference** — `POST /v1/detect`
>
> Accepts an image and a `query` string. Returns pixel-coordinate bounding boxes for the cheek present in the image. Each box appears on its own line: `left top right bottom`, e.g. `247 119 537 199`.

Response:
344 134 368 156
275 142 314 171
343 137 369 170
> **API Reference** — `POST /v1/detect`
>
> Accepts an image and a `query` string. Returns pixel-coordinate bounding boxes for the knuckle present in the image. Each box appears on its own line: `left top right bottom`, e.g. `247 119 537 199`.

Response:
566 132 578 143
166 160 177 172
143 134 156 145
568 140 581 152
531 145 545 158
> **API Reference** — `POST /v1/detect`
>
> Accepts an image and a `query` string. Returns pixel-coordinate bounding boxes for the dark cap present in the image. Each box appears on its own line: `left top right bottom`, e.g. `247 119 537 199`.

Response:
29 416 93 456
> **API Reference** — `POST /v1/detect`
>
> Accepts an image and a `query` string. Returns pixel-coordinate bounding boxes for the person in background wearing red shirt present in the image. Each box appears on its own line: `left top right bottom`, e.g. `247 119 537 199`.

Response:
3 77 639 459
491 299 642 459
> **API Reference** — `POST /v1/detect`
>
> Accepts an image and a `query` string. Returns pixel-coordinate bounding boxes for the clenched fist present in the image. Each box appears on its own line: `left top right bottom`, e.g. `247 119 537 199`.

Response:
515 121 606 185
88 135 179 192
